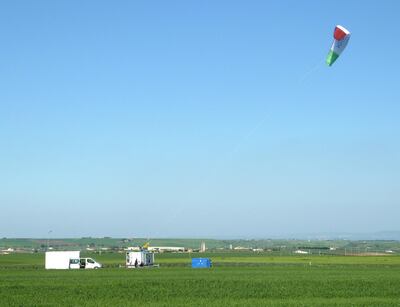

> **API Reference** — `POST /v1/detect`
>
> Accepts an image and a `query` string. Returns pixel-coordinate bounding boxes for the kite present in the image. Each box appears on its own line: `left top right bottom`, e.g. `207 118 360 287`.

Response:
326 25 351 66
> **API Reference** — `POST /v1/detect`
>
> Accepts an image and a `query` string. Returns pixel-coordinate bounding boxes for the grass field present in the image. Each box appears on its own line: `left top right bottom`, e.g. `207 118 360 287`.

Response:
1 252 400 306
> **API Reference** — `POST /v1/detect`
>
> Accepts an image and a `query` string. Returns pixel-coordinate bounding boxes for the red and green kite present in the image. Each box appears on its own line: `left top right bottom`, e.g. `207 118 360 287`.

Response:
326 25 351 66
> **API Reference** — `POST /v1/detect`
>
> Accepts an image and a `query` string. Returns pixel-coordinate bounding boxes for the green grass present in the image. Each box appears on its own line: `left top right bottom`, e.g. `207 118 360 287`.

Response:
1 253 400 306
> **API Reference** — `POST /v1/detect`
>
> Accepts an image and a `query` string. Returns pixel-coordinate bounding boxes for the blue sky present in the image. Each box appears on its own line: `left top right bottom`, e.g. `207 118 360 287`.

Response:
1 1 399 238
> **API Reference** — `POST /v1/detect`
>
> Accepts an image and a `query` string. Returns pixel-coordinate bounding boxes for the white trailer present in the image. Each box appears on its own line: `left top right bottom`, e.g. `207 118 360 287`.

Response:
45 251 102 269
45 251 80 269
126 251 154 268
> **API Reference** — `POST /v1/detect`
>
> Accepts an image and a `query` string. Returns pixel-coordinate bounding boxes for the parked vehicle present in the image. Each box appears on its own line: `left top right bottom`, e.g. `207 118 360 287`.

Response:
45 251 101 269
78 257 102 269
45 251 80 269
126 251 154 268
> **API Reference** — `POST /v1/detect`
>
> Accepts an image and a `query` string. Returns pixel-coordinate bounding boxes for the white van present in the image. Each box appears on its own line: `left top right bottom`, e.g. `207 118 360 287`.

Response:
69 257 102 269
78 258 102 269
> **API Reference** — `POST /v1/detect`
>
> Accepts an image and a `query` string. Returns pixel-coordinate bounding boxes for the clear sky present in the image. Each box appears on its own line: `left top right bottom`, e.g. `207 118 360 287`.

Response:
1 1 399 238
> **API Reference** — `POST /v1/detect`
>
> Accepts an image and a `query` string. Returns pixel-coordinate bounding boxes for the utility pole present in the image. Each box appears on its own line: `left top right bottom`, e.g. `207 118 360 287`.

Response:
47 230 52 251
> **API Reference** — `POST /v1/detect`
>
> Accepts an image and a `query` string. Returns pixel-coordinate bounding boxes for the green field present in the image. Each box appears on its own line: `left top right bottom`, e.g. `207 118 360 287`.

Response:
1 252 400 306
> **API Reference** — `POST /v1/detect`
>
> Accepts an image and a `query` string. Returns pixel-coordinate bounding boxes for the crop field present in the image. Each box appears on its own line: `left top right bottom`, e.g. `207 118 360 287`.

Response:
1 253 400 306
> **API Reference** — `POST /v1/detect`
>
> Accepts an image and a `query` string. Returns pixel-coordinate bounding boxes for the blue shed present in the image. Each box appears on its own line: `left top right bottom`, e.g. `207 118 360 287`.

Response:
191 258 212 268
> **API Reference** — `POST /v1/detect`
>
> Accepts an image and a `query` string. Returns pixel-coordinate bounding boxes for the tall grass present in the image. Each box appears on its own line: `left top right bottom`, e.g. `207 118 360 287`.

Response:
1 253 400 306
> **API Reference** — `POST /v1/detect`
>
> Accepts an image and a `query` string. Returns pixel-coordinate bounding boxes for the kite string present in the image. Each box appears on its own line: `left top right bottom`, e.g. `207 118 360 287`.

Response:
157 60 326 236
229 114 269 155
298 60 324 85
227 59 325 156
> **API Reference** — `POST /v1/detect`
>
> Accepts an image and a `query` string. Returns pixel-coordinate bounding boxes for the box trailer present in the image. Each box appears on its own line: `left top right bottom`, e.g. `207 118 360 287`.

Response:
126 251 154 268
45 251 80 269
45 251 102 269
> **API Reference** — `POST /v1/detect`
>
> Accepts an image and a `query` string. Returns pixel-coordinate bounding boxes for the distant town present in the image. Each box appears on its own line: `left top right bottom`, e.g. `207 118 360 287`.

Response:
1 237 400 256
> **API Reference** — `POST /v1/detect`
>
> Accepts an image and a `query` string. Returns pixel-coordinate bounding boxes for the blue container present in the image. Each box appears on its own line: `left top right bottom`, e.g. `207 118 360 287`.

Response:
191 258 212 268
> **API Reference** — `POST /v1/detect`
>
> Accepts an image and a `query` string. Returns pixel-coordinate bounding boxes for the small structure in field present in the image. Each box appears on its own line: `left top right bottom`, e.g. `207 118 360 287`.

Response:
126 251 155 268
191 258 212 268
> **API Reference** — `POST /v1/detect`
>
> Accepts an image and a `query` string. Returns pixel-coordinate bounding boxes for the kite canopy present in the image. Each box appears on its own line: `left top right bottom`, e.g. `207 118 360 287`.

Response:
326 25 351 66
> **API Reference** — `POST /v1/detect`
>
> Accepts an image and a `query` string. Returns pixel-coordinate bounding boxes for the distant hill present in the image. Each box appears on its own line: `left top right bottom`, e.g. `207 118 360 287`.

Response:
1 234 400 251
276 231 400 241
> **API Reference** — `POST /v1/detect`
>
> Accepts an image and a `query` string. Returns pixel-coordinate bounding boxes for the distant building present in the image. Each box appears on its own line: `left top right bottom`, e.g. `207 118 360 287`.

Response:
125 246 141 251
200 241 206 253
294 250 309 254
147 246 185 252
234 246 251 251
1 248 14 253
